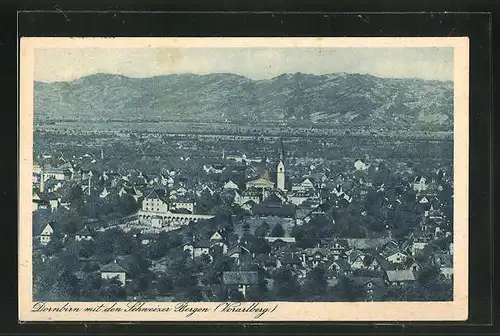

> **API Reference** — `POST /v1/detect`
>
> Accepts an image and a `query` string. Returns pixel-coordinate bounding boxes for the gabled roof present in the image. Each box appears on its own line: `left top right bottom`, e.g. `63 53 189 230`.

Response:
101 261 127 273
386 270 416 282
262 193 283 205
226 244 251 256
144 189 168 202
264 237 296 244
35 222 56 236
304 247 329 257
193 239 211 248
222 271 258 285
281 253 302 265
252 203 296 218
330 259 351 270
242 199 257 207
210 231 225 241
348 249 366 263
76 226 93 236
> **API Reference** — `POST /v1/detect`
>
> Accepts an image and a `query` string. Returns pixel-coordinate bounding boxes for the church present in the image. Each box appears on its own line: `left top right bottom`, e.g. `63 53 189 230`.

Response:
242 138 299 219
245 137 287 195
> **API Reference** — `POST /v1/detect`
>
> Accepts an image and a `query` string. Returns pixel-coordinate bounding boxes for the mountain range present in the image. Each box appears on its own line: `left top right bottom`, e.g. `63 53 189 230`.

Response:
34 72 453 129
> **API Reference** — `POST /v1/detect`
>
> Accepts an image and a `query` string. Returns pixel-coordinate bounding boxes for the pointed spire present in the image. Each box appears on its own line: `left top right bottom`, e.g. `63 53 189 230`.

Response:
279 137 284 162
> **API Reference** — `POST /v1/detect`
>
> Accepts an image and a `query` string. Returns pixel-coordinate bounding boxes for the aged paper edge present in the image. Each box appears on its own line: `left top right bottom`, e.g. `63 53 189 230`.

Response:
18 37 469 322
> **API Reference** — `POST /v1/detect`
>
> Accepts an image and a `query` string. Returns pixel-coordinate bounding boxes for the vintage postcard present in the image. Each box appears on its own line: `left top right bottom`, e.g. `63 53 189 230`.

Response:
19 37 469 321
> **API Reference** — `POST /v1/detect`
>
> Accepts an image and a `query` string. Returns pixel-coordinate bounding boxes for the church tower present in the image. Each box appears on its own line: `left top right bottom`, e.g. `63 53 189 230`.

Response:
277 137 286 191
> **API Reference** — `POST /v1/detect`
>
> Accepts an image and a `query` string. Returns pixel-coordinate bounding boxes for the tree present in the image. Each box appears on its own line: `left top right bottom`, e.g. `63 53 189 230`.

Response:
303 268 328 298
291 225 318 248
274 268 300 300
254 222 270 237
250 237 271 255
78 240 96 258
118 193 139 216
335 276 365 302
271 223 285 237
68 184 84 208
100 278 127 300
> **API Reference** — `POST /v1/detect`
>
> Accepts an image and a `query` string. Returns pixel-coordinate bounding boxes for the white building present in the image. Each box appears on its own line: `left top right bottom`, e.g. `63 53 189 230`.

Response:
354 160 368 171
142 189 170 213
38 223 54 246
100 261 127 286
223 180 239 190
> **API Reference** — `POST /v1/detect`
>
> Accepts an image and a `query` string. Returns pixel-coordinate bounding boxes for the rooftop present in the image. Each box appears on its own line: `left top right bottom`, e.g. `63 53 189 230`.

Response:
385 270 416 282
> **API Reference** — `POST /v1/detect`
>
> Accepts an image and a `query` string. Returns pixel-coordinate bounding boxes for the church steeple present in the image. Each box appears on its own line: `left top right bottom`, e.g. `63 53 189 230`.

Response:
279 137 285 162
277 137 286 191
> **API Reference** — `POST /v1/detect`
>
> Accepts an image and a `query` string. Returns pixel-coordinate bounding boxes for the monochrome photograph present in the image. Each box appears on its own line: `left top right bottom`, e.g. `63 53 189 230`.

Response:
19 37 469 321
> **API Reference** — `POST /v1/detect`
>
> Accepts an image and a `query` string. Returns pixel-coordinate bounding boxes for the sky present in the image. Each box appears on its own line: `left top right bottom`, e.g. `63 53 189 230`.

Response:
34 47 454 82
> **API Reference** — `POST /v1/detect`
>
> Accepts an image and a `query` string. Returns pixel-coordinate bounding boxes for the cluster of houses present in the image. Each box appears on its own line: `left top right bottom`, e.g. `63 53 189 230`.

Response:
84 226 453 301
32 146 453 301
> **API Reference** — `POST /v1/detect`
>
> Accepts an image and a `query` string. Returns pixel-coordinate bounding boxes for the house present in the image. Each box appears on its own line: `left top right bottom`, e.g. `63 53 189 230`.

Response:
363 255 385 272
384 251 408 265
193 239 212 258
222 271 258 299
223 180 239 190
264 237 296 252
210 231 224 242
412 176 427 192
32 190 49 211
384 270 416 286
348 250 366 270
409 239 428 256
302 248 330 267
100 261 127 286
75 226 93 241
278 253 303 269
37 222 55 246
328 259 352 276
433 254 453 279
238 190 261 206
171 196 195 213
226 244 251 264
406 260 422 273
419 196 429 204
379 241 408 264
142 189 169 213
351 277 386 301
43 166 67 181
210 231 228 254
327 239 349 260
354 159 368 171
200 185 215 196
203 164 225 174
291 177 316 192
